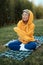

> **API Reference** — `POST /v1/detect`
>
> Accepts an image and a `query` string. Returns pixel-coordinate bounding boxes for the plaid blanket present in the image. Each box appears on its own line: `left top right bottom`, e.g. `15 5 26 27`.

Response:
0 36 43 61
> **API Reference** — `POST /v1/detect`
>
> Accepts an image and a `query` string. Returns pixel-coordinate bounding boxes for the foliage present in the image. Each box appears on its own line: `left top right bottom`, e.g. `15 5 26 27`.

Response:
0 0 43 27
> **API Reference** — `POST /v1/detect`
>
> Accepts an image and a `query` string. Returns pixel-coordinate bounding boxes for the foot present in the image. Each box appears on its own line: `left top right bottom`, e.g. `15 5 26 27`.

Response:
3 43 9 47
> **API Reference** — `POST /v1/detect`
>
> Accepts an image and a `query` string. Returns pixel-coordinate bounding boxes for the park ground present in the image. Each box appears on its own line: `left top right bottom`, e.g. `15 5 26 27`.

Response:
0 19 43 65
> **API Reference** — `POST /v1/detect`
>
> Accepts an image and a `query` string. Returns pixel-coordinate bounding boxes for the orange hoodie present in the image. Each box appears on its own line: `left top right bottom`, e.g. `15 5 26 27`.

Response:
14 10 35 44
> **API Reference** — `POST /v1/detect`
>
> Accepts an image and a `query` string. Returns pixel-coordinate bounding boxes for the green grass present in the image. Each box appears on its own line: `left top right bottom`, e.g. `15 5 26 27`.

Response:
0 19 43 65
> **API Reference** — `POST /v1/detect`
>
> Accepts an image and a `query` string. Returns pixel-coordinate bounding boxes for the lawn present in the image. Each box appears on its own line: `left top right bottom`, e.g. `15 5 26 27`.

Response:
0 19 43 65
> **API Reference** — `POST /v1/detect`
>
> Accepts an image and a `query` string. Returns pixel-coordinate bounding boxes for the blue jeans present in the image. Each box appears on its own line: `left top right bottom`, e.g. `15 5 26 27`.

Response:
7 40 37 51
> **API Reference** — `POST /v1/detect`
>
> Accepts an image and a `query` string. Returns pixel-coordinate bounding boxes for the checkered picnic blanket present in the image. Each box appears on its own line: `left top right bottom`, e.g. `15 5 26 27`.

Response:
0 36 43 61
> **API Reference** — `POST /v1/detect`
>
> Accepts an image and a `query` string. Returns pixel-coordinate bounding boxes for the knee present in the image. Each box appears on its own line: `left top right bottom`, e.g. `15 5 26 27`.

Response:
25 42 37 50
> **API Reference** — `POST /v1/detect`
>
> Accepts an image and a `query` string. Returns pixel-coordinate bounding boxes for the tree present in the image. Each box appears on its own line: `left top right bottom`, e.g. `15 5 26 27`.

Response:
14 0 33 23
0 0 11 27
0 0 6 26
35 5 43 19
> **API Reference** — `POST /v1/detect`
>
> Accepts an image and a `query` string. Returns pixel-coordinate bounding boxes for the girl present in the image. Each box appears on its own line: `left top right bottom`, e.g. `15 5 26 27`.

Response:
4 9 37 51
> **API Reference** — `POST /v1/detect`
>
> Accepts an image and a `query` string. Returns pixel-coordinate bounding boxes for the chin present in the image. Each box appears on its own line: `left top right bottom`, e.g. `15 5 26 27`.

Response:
23 19 26 21
23 20 28 22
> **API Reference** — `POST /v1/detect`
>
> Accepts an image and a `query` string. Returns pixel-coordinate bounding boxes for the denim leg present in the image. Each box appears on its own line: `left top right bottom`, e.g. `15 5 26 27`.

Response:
25 42 37 50
8 40 21 51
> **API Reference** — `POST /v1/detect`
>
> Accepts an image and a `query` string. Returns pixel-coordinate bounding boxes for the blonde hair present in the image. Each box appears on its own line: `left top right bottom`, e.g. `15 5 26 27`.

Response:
23 9 30 15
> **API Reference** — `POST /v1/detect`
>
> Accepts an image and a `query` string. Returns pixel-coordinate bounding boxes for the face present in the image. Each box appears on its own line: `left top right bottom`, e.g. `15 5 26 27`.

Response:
22 12 29 24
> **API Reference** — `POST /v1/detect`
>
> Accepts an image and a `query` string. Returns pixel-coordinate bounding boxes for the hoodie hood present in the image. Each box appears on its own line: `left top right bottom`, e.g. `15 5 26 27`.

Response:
28 10 34 25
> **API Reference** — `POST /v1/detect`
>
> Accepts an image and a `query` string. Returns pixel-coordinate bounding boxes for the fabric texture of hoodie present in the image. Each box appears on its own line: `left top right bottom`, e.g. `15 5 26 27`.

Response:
14 10 35 44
